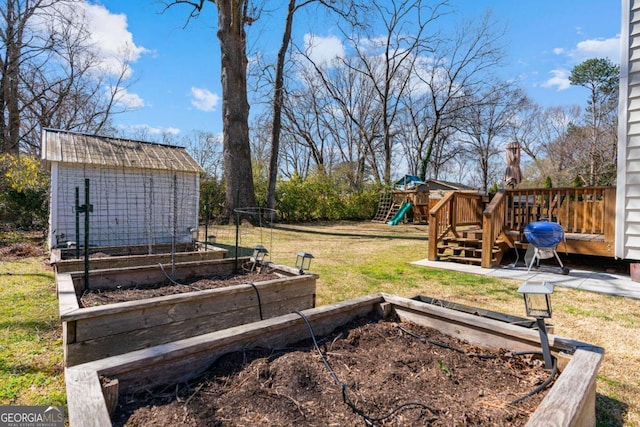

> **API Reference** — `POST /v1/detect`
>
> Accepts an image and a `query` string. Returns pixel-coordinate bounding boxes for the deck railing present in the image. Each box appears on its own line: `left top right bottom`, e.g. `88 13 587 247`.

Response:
482 191 507 267
503 187 616 237
428 186 617 265
428 191 484 261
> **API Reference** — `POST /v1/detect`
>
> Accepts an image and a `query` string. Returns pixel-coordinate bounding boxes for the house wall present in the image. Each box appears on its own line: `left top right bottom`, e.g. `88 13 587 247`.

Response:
617 0 640 260
49 163 199 249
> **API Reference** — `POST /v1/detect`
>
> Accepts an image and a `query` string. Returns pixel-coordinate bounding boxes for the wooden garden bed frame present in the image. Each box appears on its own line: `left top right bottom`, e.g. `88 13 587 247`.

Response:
65 294 603 427
52 245 227 273
57 257 317 366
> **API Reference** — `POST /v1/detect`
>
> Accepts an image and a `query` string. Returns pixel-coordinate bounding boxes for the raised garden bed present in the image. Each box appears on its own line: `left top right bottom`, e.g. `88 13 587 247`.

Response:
52 243 227 273
65 294 603 427
57 257 316 366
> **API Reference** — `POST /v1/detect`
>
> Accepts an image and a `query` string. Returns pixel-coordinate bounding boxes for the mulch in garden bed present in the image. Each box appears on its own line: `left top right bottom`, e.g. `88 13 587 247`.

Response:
113 315 554 426
80 271 283 307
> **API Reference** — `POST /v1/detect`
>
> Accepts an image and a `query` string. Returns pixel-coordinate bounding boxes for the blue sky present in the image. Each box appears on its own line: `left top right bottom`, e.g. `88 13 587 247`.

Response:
88 0 621 139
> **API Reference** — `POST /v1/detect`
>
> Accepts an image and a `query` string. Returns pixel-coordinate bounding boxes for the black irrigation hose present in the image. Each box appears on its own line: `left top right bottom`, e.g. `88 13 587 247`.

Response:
293 310 341 385
248 282 263 320
292 310 439 426
398 325 558 405
158 263 201 290
509 351 558 406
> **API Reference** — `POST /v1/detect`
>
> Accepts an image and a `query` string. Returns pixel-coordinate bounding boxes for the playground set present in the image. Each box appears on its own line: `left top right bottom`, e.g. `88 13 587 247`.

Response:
372 176 474 225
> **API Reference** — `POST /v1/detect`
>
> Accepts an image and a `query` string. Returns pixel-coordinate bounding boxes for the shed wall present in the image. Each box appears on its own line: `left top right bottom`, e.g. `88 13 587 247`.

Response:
618 0 640 259
49 163 199 248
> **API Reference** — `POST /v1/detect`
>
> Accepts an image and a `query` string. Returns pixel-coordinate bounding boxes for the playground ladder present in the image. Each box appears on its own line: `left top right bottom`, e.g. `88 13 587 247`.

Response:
372 193 395 223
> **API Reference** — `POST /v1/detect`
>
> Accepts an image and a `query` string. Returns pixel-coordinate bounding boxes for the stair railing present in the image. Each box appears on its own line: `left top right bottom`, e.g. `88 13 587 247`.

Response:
482 190 507 268
428 191 484 261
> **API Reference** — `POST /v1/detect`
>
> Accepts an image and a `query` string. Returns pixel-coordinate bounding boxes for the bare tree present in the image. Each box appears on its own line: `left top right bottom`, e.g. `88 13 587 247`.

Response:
181 130 224 179
334 0 448 185
264 0 368 209
401 11 505 181
0 0 137 154
457 81 529 192
509 103 583 186
283 51 383 185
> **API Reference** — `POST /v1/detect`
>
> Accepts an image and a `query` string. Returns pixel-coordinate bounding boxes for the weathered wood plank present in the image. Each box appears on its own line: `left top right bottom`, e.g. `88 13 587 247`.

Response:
70 276 315 332
57 273 81 316
54 248 227 273
57 242 196 260
66 294 315 366
526 348 603 427
383 293 581 368
72 257 250 290
65 367 112 427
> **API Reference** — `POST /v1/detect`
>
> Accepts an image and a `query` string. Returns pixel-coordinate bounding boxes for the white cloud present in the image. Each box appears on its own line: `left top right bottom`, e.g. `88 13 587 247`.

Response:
553 36 620 65
128 124 181 136
34 2 149 79
303 34 346 68
571 36 620 64
190 87 220 112
113 87 145 109
543 35 620 91
78 2 149 76
542 69 571 91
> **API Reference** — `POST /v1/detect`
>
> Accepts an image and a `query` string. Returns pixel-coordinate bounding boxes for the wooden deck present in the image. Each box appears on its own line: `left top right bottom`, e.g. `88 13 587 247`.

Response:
429 186 616 268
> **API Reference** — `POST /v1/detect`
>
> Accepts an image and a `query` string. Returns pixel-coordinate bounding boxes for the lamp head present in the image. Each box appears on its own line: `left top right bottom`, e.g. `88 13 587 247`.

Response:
517 280 554 319
252 245 268 263
295 252 314 273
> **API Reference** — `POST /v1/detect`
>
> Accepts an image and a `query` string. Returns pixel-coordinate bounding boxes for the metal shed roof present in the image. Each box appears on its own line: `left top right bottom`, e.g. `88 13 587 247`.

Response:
41 128 203 173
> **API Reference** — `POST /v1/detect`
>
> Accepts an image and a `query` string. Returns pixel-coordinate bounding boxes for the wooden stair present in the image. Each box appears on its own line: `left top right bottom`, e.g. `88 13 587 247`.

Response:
436 228 506 266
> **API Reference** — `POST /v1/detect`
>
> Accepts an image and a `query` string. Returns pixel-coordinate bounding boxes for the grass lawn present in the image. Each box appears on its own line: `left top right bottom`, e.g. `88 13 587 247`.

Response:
1 221 639 426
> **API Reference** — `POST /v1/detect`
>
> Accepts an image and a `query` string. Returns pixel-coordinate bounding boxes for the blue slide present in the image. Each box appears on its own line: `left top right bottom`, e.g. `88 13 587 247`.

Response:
388 202 413 226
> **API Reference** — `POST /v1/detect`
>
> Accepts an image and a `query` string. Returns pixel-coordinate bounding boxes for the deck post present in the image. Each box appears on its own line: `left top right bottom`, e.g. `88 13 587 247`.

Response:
482 209 494 268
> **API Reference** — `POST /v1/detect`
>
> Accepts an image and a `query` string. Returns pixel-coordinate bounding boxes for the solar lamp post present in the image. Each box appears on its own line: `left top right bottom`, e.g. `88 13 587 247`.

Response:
517 280 554 369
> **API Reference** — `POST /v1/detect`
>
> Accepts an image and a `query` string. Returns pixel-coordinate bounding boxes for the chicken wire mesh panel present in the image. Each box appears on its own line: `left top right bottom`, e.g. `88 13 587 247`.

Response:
53 163 198 251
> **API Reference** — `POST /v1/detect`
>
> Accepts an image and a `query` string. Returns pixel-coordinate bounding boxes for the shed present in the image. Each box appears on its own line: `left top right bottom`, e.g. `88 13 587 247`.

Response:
41 129 203 250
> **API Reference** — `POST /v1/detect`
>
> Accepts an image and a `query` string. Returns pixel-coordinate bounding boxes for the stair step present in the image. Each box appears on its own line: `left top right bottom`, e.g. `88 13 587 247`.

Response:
438 245 501 255
447 255 482 264
442 237 482 245
461 230 483 239
447 255 498 264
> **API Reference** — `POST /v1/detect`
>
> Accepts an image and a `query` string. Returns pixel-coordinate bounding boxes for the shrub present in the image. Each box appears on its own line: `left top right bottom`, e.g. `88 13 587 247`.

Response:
275 175 381 222
0 154 49 229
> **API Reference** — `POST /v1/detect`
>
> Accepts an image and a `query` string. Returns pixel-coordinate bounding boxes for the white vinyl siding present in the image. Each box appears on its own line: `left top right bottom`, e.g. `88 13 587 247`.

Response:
618 0 640 259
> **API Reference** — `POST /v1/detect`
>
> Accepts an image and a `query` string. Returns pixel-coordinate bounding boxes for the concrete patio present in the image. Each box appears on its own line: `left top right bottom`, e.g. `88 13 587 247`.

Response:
412 259 640 300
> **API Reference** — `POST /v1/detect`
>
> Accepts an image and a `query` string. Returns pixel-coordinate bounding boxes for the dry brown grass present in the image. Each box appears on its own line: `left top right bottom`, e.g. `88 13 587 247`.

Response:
213 220 640 427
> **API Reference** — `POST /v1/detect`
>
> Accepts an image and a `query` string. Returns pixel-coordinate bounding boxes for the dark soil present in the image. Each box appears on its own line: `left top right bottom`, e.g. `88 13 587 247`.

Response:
113 316 553 426
80 271 283 307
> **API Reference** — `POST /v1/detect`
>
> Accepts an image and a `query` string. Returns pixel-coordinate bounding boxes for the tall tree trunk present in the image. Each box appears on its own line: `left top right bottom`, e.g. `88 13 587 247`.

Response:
3 0 21 154
216 0 256 220
266 0 296 211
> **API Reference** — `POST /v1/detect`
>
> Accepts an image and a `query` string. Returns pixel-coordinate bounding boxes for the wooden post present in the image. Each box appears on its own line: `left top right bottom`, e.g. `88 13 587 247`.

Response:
482 210 493 268
428 209 438 260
